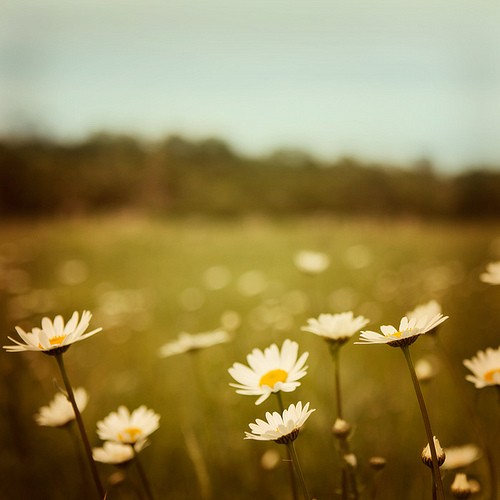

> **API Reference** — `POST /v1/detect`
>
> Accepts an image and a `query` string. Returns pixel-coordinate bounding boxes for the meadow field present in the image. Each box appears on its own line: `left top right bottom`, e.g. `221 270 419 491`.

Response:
0 214 499 500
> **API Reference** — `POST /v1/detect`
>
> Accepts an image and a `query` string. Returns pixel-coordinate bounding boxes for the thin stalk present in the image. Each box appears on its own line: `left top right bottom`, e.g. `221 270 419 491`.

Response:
133 447 155 500
276 393 298 500
330 345 343 419
65 424 90 498
401 346 445 500
287 441 311 500
54 353 105 499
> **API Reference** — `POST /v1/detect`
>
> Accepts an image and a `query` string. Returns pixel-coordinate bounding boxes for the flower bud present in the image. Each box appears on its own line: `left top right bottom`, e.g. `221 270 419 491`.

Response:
451 473 472 499
421 436 446 468
369 456 387 471
332 418 352 439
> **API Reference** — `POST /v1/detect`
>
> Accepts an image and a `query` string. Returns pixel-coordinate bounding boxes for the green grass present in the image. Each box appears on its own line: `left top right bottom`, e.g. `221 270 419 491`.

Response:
0 214 499 499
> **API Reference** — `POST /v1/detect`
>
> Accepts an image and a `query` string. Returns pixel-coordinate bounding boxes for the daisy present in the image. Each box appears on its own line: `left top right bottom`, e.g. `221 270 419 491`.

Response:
3 311 102 355
294 250 330 275
463 346 500 388
158 329 231 358
301 312 369 345
93 441 146 465
355 313 449 347
228 339 308 405
442 444 481 470
35 388 88 427
245 401 315 444
97 406 160 445
406 300 442 324
480 261 500 285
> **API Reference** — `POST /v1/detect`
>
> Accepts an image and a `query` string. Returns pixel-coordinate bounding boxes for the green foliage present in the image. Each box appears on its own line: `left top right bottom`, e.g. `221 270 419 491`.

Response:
1 134 499 218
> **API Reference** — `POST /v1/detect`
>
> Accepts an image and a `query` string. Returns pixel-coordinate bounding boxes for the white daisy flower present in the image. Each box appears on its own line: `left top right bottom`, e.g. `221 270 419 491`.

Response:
92 441 146 465
301 312 369 345
34 388 88 427
228 339 308 405
159 329 231 358
355 314 449 348
406 300 442 324
442 444 481 470
245 401 315 444
463 346 500 388
97 406 160 445
3 311 102 354
480 261 500 285
294 250 330 275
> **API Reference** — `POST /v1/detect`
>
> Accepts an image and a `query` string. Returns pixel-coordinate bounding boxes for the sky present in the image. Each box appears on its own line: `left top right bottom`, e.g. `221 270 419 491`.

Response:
1 0 500 170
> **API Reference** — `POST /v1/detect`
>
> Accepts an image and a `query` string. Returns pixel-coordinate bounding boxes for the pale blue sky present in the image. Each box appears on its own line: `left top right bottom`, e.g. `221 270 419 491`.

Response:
2 0 500 170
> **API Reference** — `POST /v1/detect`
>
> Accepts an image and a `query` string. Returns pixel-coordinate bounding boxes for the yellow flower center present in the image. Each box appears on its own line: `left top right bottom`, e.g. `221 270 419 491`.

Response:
389 331 403 339
38 335 67 349
118 427 142 443
259 368 288 388
484 368 500 383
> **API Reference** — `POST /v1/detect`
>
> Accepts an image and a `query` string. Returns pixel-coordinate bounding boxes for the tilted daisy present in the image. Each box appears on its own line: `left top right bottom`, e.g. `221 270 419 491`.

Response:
443 444 481 470
245 401 315 444
92 440 147 465
302 312 369 345
463 346 500 388
3 311 102 355
355 313 448 348
97 406 160 445
480 261 500 285
158 329 231 358
407 300 442 324
35 388 88 427
228 339 308 405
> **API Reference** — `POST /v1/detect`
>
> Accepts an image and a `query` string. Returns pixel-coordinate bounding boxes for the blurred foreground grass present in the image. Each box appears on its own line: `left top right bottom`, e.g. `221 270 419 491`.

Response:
0 214 499 499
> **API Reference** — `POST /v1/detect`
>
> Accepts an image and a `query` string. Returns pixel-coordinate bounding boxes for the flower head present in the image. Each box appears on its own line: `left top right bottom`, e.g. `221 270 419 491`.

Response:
245 401 315 444
228 339 308 405
443 444 481 470
92 441 145 465
356 313 448 348
34 388 88 427
451 473 473 499
421 436 446 468
480 261 500 285
97 406 160 445
294 250 330 275
407 300 442 324
4 311 102 355
159 329 231 358
464 346 500 388
302 312 369 345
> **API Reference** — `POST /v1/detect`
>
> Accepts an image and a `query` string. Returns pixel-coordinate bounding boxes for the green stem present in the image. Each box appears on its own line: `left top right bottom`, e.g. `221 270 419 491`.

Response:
287 441 311 500
133 447 155 500
401 346 445 500
330 345 343 420
54 353 105 499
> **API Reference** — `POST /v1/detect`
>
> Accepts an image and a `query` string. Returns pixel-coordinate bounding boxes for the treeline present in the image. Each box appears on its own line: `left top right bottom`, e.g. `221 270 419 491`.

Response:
1 134 499 219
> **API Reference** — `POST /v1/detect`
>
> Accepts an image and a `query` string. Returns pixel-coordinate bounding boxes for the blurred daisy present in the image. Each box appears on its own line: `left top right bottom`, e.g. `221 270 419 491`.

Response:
159 330 231 358
3 311 102 354
34 388 88 427
93 441 146 465
406 300 442 324
97 406 160 445
302 312 369 345
480 261 500 285
294 250 330 275
451 473 473 498
463 346 500 388
443 444 481 470
415 357 439 383
228 339 308 405
355 314 448 348
245 401 315 444
92 441 135 465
